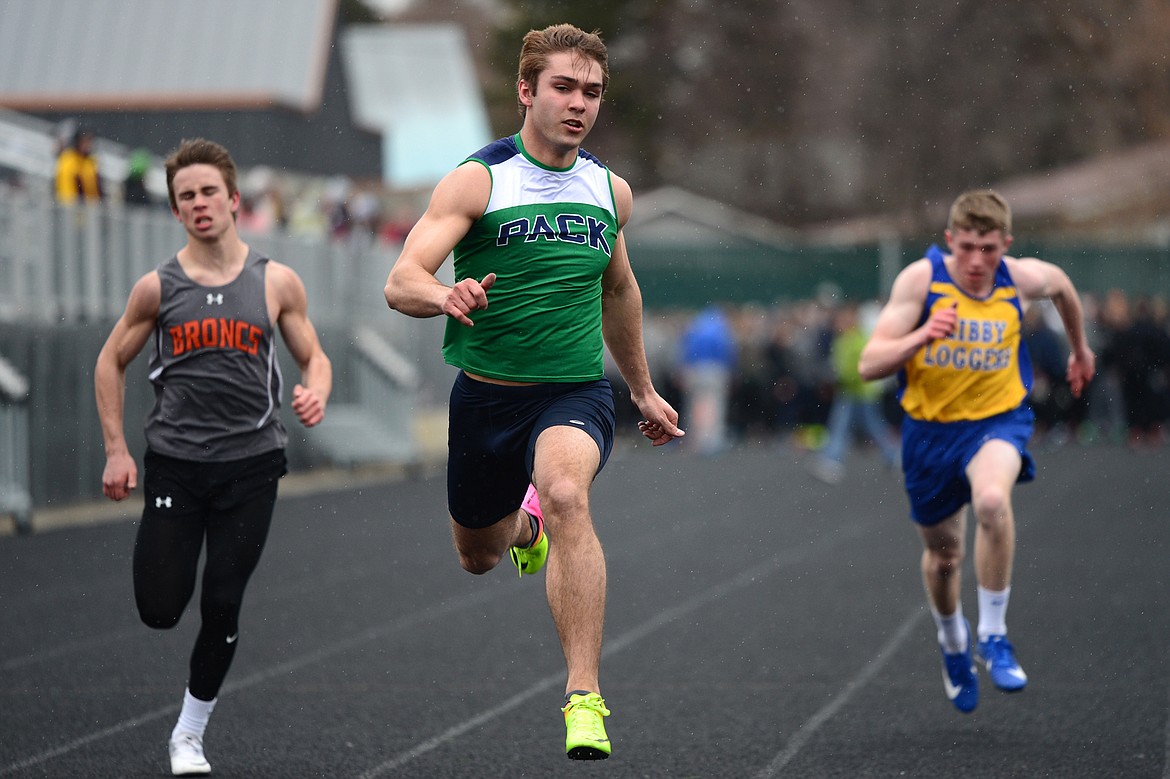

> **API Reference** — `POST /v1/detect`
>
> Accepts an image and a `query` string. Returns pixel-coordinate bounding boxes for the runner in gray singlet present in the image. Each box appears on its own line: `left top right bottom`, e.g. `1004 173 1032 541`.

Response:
95 138 332 777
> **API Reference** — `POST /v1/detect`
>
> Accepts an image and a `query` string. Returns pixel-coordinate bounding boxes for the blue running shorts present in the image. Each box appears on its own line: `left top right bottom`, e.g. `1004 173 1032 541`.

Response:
446 371 615 528
901 405 1035 526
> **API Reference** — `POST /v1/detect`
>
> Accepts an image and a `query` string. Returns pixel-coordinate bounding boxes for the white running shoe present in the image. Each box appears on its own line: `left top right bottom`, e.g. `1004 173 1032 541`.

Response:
169 732 211 776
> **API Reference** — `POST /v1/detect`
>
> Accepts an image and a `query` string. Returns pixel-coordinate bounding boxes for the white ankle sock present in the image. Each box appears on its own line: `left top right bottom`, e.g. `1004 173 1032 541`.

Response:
977 586 1010 640
932 607 968 654
172 688 216 740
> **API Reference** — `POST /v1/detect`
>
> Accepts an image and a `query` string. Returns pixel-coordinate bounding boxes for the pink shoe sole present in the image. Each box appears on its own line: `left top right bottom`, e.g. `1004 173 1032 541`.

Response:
521 483 543 521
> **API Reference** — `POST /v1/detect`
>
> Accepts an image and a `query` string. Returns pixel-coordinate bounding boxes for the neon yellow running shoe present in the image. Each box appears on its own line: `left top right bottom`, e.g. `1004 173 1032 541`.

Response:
562 692 611 760
509 484 548 577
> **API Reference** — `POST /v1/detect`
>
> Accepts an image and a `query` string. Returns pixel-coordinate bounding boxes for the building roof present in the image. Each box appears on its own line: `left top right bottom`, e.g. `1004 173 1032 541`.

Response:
625 186 797 249
805 140 1170 245
993 139 1170 234
0 0 338 112
340 23 491 188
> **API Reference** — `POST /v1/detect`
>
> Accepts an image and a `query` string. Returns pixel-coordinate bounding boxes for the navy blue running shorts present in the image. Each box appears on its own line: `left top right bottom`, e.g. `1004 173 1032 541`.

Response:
446 371 615 528
901 405 1035 526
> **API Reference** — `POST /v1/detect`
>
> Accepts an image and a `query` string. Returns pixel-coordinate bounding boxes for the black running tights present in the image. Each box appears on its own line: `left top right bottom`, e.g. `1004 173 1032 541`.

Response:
132 485 278 701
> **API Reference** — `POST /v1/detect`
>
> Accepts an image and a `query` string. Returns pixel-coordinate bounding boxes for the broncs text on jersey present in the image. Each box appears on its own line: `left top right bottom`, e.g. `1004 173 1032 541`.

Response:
169 317 263 357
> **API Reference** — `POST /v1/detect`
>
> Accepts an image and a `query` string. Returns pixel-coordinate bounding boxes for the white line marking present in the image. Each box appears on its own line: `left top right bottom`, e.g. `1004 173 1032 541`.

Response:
754 606 924 778
2 524 869 778
1162 674 1170 779
356 527 868 778
0 585 503 776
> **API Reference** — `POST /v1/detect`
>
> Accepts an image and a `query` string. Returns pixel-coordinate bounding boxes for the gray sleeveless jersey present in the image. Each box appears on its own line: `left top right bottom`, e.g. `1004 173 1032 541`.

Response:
144 250 287 460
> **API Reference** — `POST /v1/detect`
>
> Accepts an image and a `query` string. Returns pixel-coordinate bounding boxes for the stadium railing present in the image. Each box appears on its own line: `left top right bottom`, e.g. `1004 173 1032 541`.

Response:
0 352 31 533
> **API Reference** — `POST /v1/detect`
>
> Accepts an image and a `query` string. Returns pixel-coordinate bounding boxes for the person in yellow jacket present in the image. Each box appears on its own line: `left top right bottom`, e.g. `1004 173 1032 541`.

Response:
55 129 103 204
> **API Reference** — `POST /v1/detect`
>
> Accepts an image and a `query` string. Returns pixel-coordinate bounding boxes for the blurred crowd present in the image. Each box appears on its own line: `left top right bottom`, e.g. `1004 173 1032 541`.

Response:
615 287 1170 456
48 122 423 249
41 124 1170 455
234 170 422 248
165 166 421 249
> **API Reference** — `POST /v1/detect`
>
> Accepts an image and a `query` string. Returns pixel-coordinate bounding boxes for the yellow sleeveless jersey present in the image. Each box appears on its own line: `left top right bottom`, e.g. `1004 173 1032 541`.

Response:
897 245 1033 422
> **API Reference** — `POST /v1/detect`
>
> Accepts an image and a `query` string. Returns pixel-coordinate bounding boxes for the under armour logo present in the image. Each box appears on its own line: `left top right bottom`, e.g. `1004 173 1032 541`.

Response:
207 293 224 305
155 496 173 508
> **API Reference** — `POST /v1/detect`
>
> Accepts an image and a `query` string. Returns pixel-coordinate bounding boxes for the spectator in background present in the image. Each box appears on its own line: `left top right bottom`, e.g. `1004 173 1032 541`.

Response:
323 176 352 242
809 301 900 484
349 189 381 247
238 167 287 234
726 304 780 442
763 310 805 437
379 203 421 246
55 128 103 204
236 194 266 233
677 305 737 455
122 148 153 206
778 299 836 449
1101 293 1170 448
1021 302 1068 443
1084 289 1128 442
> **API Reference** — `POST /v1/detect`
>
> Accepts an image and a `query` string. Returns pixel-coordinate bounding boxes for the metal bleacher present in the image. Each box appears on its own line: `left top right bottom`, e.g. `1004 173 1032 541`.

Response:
0 351 31 532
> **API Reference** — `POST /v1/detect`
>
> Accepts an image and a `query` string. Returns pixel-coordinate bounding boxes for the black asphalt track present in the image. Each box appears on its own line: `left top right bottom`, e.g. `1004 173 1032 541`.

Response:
1 440 1167 777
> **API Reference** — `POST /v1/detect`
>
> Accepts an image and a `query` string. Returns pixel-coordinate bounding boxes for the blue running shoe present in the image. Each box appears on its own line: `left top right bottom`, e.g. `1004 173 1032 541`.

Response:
940 620 979 713
977 634 1028 692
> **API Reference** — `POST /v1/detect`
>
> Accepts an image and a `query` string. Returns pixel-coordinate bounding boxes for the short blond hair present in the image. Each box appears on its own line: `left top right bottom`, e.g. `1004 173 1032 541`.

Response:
948 189 1012 236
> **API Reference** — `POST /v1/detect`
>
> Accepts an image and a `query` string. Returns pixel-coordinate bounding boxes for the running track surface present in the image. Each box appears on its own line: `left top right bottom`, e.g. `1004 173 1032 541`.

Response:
1 441 1167 778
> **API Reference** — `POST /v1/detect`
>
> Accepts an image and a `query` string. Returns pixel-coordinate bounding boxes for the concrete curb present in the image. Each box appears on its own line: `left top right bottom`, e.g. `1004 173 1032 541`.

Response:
0 458 444 538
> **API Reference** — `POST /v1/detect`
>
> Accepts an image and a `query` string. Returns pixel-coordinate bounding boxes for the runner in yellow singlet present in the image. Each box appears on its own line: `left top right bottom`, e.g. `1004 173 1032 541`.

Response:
859 189 1095 713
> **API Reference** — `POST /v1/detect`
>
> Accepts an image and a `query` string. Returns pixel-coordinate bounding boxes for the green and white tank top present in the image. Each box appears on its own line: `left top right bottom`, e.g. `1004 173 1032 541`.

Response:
442 134 618 382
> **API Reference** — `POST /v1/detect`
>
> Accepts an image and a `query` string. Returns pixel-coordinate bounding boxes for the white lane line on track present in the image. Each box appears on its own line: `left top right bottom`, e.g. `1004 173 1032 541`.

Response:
355 526 870 778
0 584 503 776
2 522 870 777
1 561 389 671
0 705 179 777
754 606 924 779
1162 675 1170 779
1 624 142 671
